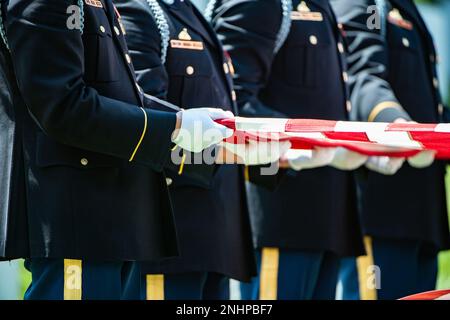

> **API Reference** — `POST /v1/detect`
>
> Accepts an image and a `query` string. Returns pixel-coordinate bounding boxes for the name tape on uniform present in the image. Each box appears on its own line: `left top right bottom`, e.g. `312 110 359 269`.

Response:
170 40 204 51
291 1 323 21
85 0 103 8
291 11 323 21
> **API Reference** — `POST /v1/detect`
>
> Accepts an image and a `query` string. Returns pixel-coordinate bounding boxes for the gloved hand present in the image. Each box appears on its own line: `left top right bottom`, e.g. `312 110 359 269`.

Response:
172 108 234 153
284 147 336 171
330 147 369 171
390 119 435 169
220 140 292 165
365 156 405 175
407 150 435 169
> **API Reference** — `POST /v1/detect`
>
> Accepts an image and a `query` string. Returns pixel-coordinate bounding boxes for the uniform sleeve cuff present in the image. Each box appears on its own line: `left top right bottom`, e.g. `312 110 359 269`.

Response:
368 101 411 122
131 109 177 171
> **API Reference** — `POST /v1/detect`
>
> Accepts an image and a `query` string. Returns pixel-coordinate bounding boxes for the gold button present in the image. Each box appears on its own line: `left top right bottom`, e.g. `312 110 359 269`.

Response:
166 178 173 186
80 158 88 166
231 90 237 101
402 37 410 47
337 42 344 53
309 35 318 45
125 53 131 64
342 72 349 82
223 63 229 74
186 66 195 75
433 77 439 88
100 25 106 33
114 26 120 36
438 103 444 115
346 100 352 112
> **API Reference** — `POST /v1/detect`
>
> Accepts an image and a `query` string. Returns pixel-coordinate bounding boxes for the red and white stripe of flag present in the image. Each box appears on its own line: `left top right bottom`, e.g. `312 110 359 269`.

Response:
217 118 450 159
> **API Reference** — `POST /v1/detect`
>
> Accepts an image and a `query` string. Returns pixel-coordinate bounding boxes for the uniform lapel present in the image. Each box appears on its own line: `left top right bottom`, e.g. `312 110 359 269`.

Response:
389 0 431 42
306 0 342 47
162 1 217 48
308 0 334 23
99 0 114 21
102 0 144 105
162 1 235 109
189 0 236 97
191 1 225 51
192 4 237 112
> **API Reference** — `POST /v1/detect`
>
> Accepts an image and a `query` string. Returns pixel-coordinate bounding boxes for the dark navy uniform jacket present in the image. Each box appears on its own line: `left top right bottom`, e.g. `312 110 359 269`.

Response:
115 0 256 281
331 0 450 250
0 2 28 258
211 0 364 257
0 0 188 261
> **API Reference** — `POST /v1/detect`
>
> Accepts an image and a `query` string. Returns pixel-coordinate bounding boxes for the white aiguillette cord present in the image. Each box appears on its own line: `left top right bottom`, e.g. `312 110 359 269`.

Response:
144 93 182 112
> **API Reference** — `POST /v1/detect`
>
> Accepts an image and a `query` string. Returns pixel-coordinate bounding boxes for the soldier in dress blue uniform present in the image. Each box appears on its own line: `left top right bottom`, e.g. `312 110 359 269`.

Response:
114 0 292 300
208 0 374 300
0 0 238 300
332 0 450 300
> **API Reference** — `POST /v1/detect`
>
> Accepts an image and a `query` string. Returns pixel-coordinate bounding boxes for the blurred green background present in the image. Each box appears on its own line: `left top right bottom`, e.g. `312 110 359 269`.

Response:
1 0 450 299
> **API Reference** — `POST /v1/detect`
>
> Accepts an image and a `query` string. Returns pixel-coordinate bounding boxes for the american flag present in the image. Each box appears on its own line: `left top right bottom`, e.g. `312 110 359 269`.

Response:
400 290 450 300
218 117 450 159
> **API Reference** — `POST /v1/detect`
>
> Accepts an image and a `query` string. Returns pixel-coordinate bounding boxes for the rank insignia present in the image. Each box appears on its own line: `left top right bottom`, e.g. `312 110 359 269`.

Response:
178 28 192 41
85 0 103 8
170 28 204 51
291 1 323 22
388 8 413 30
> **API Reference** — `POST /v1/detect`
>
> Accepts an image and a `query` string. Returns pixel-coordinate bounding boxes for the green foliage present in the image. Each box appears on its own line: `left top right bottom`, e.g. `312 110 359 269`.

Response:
18 260 30 299
437 167 450 289
415 0 443 4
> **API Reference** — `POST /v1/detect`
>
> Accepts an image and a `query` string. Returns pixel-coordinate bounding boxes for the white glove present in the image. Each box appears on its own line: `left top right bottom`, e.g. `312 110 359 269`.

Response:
365 156 405 175
407 150 435 169
172 108 234 153
221 140 292 165
330 147 368 171
285 147 336 171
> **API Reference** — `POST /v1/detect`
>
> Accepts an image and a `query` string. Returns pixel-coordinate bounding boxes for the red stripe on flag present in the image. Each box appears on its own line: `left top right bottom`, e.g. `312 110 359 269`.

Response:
285 119 337 132
400 290 450 300
386 123 438 132
324 132 370 142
